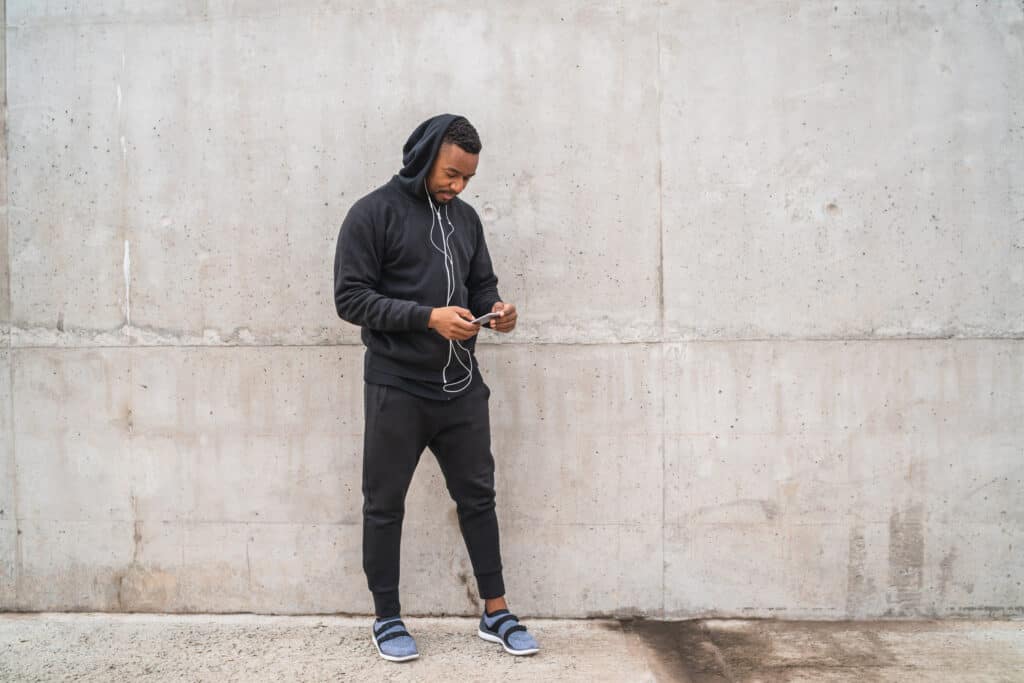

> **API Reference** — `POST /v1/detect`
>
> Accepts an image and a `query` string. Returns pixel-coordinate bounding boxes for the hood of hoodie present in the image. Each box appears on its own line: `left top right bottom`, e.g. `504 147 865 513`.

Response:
394 113 466 200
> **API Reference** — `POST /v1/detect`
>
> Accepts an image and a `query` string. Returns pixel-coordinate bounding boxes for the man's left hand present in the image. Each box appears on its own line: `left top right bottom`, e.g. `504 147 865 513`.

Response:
490 302 517 333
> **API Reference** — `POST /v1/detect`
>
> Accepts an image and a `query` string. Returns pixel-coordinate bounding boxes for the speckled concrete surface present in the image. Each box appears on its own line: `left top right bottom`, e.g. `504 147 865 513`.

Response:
1 614 1022 682
0 614 657 682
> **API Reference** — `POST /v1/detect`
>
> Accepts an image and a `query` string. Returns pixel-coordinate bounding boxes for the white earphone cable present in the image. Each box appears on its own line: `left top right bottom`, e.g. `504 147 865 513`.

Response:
426 182 473 393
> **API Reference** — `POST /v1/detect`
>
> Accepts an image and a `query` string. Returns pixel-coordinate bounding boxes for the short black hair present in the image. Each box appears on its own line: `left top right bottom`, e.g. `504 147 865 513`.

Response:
443 118 482 154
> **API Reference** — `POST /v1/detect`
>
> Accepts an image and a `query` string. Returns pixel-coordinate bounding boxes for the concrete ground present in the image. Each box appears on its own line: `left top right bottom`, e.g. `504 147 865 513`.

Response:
0 614 1022 682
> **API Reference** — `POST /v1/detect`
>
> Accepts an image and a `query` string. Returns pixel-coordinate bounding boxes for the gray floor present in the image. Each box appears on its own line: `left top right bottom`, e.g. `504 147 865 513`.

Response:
1 613 1022 682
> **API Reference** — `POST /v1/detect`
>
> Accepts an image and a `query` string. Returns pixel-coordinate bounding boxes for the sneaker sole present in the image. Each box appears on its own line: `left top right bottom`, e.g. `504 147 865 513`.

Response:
477 628 540 656
371 634 419 662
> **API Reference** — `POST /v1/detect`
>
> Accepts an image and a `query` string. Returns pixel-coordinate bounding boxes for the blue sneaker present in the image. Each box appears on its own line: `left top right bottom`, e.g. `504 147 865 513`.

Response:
371 616 419 662
478 609 540 656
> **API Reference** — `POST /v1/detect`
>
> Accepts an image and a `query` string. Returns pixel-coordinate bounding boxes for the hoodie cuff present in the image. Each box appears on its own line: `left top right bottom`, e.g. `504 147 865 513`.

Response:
482 299 502 317
411 305 434 331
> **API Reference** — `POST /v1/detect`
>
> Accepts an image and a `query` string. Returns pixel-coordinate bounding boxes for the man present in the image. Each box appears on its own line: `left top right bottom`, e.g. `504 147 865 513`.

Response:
333 114 539 662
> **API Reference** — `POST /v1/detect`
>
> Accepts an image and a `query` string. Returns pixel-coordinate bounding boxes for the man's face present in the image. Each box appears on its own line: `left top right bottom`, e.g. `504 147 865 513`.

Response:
426 142 478 204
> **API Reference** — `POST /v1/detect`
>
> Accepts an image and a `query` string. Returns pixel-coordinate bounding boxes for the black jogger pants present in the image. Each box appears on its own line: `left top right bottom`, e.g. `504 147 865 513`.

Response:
361 379 505 617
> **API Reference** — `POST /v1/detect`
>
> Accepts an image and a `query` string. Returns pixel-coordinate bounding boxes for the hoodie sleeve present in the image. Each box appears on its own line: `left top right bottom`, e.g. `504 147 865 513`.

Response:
334 202 434 331
466 212 503 317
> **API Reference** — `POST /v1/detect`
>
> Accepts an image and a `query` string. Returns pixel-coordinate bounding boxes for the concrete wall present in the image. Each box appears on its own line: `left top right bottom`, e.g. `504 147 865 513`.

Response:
2 0 1022 618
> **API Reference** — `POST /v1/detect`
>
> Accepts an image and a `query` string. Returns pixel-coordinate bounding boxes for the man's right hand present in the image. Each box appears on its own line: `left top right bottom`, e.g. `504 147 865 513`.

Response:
428 306 480 341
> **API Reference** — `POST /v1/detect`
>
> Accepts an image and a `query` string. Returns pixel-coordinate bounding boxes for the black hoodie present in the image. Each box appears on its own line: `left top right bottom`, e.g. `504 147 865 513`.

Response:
333 114 502 401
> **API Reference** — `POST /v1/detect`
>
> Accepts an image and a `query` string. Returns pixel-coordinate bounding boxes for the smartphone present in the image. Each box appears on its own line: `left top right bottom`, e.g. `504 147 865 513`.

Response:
469 311 503 326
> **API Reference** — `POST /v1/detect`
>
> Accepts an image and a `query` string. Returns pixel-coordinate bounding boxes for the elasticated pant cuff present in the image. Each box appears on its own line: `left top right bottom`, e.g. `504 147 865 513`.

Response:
476 571 505 600
373 590 400 618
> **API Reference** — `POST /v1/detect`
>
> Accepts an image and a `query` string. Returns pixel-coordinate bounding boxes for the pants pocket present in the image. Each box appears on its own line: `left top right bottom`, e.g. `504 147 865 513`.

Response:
375 383 390 413
365 383 390 430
